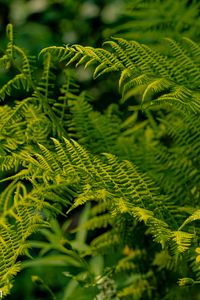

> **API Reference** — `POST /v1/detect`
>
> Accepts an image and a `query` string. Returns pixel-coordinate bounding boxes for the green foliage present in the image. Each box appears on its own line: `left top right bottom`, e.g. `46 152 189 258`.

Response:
104 0 200 46
44 36 200 113
0 4 200 299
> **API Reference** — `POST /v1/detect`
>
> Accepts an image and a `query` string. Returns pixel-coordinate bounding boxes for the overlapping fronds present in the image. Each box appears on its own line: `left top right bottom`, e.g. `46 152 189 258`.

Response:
67 94 121 153
0 181 49 296
23 138 160 211
17 139 198 259
103 0 200 44
0 21 200 300
0 26 35 101
44 37 200 114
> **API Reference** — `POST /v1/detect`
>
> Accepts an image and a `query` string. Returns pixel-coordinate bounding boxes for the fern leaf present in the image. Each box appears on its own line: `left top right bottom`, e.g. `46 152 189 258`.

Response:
179 210 200 230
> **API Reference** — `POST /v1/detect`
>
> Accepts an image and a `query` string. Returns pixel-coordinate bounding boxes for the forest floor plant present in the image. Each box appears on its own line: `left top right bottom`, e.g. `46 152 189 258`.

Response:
0 17 200 300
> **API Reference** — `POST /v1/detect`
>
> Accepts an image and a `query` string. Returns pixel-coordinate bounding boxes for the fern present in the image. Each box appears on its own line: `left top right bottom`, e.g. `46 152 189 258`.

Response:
103 0 200 45
18 138 197 260
0 181 49 296
0 20 200 299
44 36 200 114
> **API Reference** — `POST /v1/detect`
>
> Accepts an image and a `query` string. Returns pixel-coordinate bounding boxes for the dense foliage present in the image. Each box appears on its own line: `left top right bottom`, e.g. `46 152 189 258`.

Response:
0 1 200 299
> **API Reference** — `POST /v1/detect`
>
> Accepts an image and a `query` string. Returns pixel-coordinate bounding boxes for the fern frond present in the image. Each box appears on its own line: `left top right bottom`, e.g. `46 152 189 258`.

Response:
0 74 30 101
22 138 165 215
182 37 200 60
20 138 181 255
14 45 35 81
0 181 49 296
39 45 71 62
59 37 200 114
117 278 150 299
34 52 55 105
90 230 120 254
90 202 109 216
76 214 113 231
170 230 194 254
104 0 200 44
179 210 200 231
67 94 121 153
